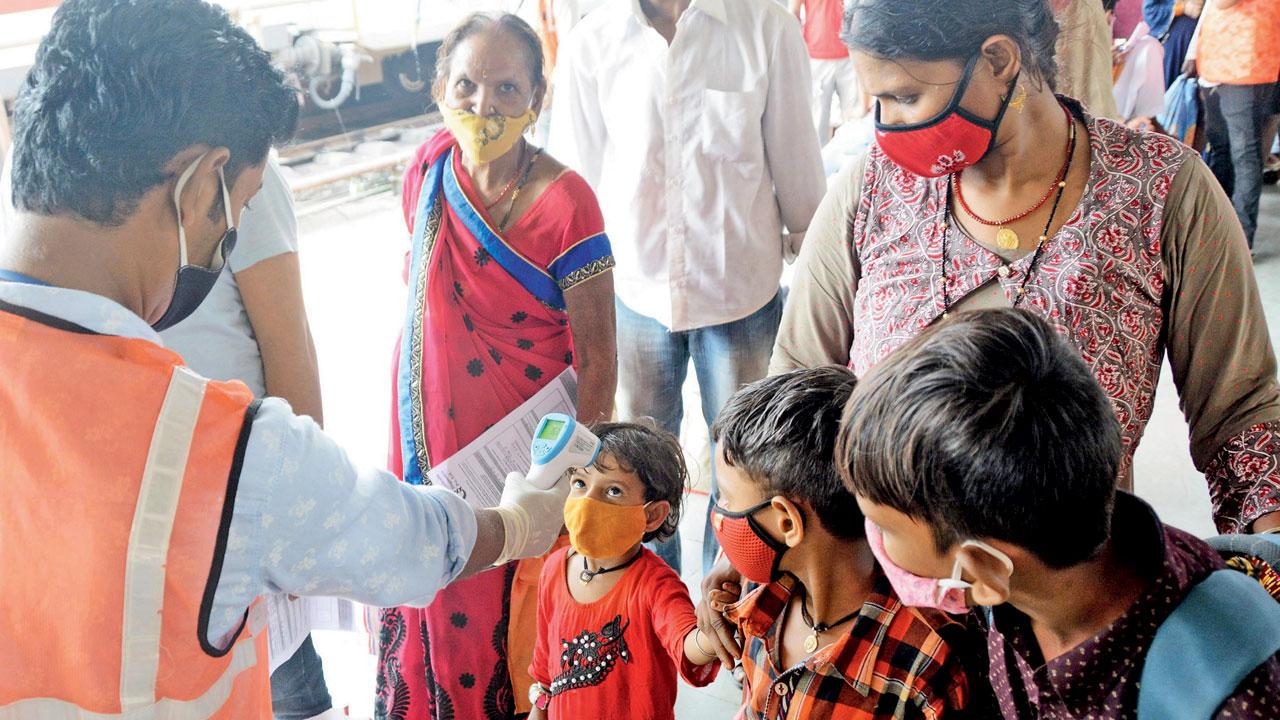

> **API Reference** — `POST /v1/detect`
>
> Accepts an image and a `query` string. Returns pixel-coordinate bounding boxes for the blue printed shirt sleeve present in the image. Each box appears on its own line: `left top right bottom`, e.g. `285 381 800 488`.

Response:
207 397 477 646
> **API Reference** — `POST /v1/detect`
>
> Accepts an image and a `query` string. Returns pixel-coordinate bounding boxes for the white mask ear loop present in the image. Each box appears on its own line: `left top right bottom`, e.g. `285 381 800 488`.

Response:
209 166 234 273
171 153 209 268
936 540 1014 603
936 559 973 603
962 539 1015 575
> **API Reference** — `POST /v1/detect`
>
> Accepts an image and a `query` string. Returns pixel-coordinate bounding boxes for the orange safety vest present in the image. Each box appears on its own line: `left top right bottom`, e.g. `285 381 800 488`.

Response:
0 303 272 718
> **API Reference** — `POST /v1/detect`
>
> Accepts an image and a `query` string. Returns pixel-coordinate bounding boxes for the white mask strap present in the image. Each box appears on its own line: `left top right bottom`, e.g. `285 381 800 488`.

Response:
962 539 1015 575
209 166 234 273
171 153 208 268
936 540 1014 601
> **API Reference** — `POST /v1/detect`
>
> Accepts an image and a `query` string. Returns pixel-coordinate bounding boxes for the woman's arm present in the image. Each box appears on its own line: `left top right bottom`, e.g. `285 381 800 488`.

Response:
236 252 324 425
564 270 617 424
1162 159 1280 533
769 155 865 375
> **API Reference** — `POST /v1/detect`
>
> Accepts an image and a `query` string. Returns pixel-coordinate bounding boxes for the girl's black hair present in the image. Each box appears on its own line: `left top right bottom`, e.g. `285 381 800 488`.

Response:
591 422 687 543
842 0 1060 89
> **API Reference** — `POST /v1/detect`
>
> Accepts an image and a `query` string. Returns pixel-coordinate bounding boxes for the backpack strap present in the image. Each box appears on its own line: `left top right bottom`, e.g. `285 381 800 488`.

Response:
1207 533 1280 570
1137 568 1280 720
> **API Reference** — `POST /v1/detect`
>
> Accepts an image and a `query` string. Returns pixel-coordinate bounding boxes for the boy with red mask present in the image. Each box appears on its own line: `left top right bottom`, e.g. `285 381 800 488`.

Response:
838 309 1280 719
528 422 719 719
703 367 974 719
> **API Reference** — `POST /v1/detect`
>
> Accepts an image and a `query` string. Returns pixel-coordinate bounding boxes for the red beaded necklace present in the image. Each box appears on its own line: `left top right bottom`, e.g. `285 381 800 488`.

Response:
952 102 1074 250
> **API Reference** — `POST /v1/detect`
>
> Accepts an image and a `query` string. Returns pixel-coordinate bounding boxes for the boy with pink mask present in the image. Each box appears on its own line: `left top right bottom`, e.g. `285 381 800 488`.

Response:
528 422 719 719
838 308 1280 719
700 367 976 719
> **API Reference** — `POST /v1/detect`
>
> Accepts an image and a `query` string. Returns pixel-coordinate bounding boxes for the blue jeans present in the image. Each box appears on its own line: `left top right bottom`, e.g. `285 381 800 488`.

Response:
615 292 783 576
270 635 333 719
1203 82 1278 247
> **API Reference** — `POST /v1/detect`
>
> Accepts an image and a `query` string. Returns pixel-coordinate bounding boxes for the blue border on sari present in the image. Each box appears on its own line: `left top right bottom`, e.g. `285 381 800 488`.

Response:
442 152 568 312
549 234 611 284
397 153 447 486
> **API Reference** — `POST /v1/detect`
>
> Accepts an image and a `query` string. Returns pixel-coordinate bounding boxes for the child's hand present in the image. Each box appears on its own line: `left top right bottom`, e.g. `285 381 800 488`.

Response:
696 556 744 665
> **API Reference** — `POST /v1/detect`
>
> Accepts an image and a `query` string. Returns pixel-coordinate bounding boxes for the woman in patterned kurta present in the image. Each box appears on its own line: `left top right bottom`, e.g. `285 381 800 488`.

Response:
770 0 1280 536
375 14 617 720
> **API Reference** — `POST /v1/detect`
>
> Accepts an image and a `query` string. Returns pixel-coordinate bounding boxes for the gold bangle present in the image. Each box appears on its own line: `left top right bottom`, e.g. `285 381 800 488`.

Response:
692 628 716 658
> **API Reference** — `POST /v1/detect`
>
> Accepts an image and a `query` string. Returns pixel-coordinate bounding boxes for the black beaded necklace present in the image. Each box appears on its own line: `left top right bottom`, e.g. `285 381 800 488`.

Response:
577 548 642 584
797 586 861 654
939 102 1078 319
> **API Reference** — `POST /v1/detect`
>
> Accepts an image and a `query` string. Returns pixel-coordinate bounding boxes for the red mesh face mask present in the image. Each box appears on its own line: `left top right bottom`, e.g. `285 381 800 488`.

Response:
710 499 789 585
873 53 1018 178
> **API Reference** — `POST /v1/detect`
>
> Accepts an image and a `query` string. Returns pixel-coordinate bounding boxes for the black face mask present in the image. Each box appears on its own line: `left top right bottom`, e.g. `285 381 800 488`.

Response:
152 159 237 332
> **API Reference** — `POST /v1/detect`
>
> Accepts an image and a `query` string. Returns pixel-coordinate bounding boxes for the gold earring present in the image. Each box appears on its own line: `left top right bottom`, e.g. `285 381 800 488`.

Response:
1009 85 1028 114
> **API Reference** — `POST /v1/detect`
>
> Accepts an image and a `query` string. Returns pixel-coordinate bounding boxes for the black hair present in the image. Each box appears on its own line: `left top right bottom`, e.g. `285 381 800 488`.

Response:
1100 0 1119 13
591 422 687 543
842 0 1060 90
836 309 1121 569
711 366 864 541
10 0 298 226
432 12 546 99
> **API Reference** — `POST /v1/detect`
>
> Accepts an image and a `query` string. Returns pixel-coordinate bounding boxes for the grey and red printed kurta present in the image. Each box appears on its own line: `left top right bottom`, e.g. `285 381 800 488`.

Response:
773 101 1280 533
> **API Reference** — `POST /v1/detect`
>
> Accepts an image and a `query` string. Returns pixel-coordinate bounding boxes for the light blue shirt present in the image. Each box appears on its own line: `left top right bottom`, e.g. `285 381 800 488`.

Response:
0 280 478 646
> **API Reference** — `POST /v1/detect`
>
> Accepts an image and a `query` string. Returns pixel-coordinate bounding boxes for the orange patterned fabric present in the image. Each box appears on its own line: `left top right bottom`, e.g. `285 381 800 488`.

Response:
1197 0 1280 85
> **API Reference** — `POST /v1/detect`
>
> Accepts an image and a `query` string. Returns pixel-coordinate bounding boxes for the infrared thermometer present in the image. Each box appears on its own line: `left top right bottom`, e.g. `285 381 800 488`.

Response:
527 413 601 490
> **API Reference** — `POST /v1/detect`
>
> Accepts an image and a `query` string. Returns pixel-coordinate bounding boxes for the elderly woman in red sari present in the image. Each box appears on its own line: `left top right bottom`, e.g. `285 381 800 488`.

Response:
376 13 616 720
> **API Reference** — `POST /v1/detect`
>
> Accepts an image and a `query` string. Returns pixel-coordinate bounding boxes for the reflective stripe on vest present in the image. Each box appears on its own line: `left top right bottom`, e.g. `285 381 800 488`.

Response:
120 367 206 710
0 629 258 720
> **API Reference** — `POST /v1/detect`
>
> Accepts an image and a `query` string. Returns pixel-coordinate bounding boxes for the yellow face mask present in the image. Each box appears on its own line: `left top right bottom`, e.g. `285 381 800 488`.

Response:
440 105 538 165
563 496 650 559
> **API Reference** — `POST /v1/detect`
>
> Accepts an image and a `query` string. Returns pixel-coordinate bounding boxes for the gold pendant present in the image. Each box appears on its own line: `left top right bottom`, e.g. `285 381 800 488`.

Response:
803 633 819 653
995 227 1020 251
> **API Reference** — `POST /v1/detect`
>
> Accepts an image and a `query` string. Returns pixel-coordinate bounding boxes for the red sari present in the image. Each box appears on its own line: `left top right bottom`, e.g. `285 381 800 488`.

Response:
376 130 613 719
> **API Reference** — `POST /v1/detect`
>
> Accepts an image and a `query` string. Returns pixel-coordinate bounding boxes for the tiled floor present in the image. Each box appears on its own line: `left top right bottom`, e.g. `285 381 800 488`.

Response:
297 182 1280 717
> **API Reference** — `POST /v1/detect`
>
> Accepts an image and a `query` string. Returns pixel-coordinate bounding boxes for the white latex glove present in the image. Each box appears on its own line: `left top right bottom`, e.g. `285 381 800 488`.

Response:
493 470 571 565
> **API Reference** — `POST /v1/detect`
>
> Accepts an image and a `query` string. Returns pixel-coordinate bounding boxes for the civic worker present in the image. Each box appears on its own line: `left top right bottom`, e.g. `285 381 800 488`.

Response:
0 1 569 717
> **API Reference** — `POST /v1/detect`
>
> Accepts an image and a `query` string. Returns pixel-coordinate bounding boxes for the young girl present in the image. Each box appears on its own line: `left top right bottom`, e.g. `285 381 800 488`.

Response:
528 423 719 719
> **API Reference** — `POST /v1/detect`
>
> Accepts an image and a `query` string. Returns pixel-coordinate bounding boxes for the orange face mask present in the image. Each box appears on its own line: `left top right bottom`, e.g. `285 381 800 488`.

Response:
563 496 650 559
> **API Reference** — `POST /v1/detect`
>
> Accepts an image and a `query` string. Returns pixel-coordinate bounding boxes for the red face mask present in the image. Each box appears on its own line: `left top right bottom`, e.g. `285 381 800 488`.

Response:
710 498 790 585
874 54 1018 178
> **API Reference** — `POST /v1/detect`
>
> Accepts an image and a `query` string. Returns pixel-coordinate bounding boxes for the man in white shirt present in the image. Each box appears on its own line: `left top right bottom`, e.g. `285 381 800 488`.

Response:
549 0 825 573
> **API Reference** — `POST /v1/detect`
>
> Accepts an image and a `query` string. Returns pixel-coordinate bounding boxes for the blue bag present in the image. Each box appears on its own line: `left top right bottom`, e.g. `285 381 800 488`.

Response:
1137 534 1280 720
1158 74 1199 147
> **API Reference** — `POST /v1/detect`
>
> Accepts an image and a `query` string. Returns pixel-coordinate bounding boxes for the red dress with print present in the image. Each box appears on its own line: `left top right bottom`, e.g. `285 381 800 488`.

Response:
529 547 719 720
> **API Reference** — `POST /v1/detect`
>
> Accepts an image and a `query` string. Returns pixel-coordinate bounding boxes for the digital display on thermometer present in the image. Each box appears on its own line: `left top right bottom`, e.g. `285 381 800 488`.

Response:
537 419 566 440
527 413 601 490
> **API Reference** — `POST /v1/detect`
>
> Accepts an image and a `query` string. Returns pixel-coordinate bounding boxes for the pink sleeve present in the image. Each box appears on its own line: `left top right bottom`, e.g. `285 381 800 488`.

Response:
648 568 720 688
552 172 606 255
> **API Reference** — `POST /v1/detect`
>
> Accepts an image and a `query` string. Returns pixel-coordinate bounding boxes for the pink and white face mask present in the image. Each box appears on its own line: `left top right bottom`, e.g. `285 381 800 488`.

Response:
864 518 1013 614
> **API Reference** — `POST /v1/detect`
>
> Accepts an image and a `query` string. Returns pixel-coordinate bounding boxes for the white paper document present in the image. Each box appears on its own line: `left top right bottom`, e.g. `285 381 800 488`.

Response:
265 595 368 672
425 367 579 508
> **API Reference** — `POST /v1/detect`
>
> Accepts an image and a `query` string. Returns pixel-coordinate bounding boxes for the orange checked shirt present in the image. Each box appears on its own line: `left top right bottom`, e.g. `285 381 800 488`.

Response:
726 573 970 720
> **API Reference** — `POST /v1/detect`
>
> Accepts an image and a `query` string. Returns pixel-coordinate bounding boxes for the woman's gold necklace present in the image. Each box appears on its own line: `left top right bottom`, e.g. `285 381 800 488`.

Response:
953 102 1075 251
